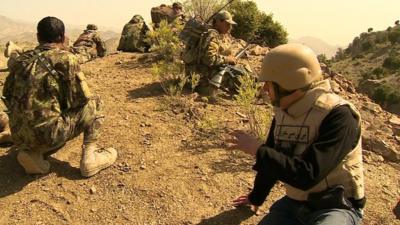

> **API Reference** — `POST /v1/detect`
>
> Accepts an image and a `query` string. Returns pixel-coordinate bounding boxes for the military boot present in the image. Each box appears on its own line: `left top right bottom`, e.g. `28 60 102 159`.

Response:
4 41 22 58
80 144 117 177
17 149 50 174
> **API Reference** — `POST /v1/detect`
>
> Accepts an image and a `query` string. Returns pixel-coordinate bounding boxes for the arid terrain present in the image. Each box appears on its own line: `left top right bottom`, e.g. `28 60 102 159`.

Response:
0 52 399 225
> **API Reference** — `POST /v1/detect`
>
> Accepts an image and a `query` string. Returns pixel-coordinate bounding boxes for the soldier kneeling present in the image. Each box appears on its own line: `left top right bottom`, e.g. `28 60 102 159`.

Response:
3 17 117 177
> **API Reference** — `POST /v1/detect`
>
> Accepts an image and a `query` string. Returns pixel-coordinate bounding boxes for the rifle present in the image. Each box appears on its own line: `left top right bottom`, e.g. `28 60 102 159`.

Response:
0 68 9 73
210 43 253 88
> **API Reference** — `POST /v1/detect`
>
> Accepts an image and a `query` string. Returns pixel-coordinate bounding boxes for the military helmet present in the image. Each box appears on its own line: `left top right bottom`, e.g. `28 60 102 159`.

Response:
259 43 322 91
86 24 98 30
131 15 144 23
214 10 237 25
172 2 183 10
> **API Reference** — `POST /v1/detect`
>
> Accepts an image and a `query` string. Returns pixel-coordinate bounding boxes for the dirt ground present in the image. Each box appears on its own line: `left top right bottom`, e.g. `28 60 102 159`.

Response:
0 53 399 225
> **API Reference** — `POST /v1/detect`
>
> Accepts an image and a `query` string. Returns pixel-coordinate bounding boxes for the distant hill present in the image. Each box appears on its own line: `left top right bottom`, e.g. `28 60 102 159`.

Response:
290 36 340 58
330 23 400 114
0 15 119 48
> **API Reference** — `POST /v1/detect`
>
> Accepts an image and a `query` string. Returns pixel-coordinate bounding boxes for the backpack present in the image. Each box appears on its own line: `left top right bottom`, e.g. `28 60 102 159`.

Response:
179 17 212 64
151 5 176 25
3 49 63 113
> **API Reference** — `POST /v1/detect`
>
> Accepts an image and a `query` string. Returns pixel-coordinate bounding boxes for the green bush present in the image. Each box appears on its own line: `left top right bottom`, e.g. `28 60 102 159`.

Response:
147 20 187 96
229 0 288 47
234 75 271 141
373 86 400 106
146 20 183 62
361 39 374 51
382 55 400 70
375 31 388 44
388 30 400 45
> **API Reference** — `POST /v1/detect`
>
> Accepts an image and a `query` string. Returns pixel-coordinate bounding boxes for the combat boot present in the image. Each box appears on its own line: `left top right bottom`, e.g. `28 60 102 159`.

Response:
80 144 117 177
17 149 50 174
4 41 22 58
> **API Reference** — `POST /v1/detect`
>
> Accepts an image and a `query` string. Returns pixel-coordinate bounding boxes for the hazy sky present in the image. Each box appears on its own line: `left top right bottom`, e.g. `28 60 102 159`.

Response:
0 0 399 46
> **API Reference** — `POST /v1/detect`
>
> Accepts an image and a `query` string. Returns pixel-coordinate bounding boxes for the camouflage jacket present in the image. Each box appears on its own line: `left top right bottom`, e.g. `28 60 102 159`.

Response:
3 43 91 145
117 21 149 52
201 29 233 68
73 30 106 57
185 29 233 77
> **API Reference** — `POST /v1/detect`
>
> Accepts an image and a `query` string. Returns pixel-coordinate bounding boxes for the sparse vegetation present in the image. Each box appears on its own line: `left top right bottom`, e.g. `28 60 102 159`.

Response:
234 75 271 141
182 0 227 20
372 85 400 107
331 21 400 113
147 20 187 96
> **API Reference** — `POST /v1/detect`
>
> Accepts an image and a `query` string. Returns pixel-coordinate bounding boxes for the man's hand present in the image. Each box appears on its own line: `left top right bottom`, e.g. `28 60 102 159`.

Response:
232 195 260 215
227 130 262 156
224 55 237 65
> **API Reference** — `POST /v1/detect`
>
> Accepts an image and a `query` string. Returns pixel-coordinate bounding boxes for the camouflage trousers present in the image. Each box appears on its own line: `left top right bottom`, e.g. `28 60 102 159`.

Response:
11 97 103 155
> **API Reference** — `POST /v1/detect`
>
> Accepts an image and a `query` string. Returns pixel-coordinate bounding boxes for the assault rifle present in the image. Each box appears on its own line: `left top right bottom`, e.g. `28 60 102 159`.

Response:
0 68 8 73
209 43 253 88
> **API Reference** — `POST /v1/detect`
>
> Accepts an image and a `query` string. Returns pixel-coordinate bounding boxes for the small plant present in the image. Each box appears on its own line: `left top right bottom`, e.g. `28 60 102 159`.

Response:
189 72 201 93
151 60 187 96
234 75 271 141
146 20 183 62
147 20 188 96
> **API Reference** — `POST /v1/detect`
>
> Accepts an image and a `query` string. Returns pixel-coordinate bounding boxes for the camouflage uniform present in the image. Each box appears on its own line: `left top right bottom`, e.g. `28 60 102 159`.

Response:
117 16 150 53
72 26 106 64
186 30 239 95
3 43 102 155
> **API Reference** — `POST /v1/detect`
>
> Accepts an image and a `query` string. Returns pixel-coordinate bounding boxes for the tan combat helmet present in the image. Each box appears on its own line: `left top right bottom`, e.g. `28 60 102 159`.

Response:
259 43 322 91
86 24 98 31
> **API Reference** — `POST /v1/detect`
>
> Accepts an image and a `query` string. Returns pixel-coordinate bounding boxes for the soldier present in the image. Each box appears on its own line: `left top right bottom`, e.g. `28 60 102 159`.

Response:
229 44 365 225
151 2 185 28
117 15 150 53
72 24 106 64
183 10 244 98
3 16 117 177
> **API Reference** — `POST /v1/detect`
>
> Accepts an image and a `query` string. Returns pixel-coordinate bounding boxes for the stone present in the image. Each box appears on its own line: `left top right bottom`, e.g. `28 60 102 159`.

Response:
89 186 97 194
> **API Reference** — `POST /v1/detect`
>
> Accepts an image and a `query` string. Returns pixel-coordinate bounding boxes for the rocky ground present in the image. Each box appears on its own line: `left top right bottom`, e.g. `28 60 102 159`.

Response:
0 52 399 225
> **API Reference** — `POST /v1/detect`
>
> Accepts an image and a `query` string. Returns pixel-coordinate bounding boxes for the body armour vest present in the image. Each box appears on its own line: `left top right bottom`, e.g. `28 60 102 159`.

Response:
273 79 364 201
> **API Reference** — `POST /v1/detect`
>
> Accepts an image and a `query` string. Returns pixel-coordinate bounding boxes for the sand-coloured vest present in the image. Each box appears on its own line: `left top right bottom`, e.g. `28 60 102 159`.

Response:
273 80 365 201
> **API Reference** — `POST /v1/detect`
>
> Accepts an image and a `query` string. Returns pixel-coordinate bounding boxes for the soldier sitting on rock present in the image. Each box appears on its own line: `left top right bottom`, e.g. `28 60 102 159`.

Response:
183 11 250 100
72 24 107 64
3 16 117 177
117 15 151 53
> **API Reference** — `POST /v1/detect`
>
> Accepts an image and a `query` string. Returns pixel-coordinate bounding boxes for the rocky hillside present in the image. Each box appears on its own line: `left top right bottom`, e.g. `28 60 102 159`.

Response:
0 50 399 225
330 22 400 114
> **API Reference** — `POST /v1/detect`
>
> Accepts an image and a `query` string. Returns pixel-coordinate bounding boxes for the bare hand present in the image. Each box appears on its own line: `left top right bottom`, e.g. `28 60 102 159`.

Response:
225 55 237 65
232 195 260 215
227 130 262 156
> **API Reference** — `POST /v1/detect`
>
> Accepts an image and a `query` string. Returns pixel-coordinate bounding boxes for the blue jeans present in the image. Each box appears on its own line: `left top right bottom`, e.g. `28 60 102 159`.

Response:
258 196 362 225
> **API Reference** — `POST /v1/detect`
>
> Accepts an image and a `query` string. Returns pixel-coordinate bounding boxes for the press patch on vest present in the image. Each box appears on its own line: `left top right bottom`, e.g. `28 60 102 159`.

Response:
275 125 310 143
